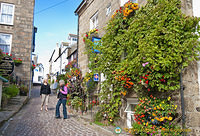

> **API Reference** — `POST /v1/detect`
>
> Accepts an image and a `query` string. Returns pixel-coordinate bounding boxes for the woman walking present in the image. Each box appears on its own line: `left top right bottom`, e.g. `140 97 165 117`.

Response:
40 79 51 111
55 80 68 119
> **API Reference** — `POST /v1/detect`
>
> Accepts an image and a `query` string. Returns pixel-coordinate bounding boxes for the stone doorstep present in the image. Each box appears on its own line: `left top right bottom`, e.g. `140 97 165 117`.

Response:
0 96 29 128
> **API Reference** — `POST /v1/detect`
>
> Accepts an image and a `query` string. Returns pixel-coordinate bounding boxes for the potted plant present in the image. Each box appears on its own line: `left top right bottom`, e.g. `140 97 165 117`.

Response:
13 58 22 66
19 85 28 96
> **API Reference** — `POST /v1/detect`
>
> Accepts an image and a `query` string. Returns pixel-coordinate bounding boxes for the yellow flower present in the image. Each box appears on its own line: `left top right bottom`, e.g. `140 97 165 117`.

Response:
154 107 156 110
168 117 172 120
110 119 113 122
160 117 164 121
162 101 164 104
124 3 129 8
151 119 154 122
175 105 177 109
168 97 171 101
152 113 156 116
143 123 145 125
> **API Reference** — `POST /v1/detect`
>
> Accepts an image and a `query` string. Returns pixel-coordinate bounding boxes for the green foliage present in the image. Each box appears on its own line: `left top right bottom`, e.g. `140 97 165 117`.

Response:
94 111 103 122
132 95 181 135
3 84 19 98
71 96 82 110
52 79 55 84
83 0 200 123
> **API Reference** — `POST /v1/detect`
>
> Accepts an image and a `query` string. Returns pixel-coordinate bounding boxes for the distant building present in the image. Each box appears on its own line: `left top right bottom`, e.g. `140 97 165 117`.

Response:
0 0 35 88
49 34 78 83
33 63 44 84
67 34 77 64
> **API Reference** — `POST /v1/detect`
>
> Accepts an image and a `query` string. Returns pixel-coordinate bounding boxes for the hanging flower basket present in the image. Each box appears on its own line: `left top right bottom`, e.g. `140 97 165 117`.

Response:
32 64 36 70
13 58 22 66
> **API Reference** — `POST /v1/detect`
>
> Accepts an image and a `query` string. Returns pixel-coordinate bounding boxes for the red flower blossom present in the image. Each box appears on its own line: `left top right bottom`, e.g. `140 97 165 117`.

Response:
148 88 150 91
10 54 12 56
144 77 147 80
6 53 8 55
145 80 149 84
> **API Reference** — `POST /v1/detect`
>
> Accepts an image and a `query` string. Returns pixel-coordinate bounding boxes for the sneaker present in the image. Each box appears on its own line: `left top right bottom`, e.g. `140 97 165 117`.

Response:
55 116 61 119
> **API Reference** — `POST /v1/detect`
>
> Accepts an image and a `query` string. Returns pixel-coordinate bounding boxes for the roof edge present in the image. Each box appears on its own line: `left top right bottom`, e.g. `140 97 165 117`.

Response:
74 0 86 15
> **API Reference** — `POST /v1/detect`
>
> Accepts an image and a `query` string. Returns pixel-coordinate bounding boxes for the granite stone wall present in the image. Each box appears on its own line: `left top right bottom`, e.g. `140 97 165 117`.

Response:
0 0 35 87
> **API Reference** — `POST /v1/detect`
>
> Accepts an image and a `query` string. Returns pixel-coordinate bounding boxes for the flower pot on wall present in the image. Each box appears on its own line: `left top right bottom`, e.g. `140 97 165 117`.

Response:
15 63 22 66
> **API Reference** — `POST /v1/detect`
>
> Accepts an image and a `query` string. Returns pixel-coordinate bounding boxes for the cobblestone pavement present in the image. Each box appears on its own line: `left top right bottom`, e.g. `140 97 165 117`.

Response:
0 86 110 136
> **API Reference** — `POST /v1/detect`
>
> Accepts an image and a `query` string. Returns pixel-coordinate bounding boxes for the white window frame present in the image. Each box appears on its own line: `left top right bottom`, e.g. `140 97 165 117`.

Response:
120 0 138 6
90 11 98 30
124 98 138 128
0 3 15 25
0 33 12 54
106 4 111 16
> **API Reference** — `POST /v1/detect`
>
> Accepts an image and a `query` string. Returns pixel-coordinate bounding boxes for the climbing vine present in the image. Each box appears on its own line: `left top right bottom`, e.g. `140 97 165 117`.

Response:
83 0 200 128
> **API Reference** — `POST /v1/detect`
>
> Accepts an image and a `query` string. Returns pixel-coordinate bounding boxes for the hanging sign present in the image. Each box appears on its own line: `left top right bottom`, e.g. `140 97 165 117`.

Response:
0 57 14 76
94 73 99 81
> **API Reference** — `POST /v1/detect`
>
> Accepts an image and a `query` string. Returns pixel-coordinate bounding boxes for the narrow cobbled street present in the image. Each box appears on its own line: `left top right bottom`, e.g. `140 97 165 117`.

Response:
0 86 107 136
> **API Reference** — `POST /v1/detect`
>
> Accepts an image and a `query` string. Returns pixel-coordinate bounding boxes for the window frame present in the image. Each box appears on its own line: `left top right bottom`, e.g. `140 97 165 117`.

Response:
0 3 15 25
0 33 12 54
90 11 98 30
106 4 111 16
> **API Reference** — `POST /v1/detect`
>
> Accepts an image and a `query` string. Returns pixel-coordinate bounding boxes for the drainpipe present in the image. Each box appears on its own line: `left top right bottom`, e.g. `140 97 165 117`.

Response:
180 68 186 136
29 2 35 98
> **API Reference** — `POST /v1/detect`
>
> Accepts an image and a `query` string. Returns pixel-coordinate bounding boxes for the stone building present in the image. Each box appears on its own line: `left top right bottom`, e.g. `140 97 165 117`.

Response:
75 0 121 76
0 0 35 88
75 0 200 135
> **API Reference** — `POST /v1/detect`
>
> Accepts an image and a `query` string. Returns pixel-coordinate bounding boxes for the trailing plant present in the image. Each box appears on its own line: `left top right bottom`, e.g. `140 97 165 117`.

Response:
13 58 22 64
130 95 181 136
83 0 200 125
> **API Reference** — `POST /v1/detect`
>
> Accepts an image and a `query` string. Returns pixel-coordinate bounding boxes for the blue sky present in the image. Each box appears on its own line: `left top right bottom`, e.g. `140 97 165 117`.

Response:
34 0 82 74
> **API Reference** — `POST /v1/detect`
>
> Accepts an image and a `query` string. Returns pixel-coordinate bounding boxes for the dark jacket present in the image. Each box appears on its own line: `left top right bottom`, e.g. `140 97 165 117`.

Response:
57 85 68 99
40 84 51 95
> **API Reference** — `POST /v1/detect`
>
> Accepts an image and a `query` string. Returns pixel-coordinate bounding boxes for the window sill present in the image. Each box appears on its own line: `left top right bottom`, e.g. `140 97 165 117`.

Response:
0 22 14 26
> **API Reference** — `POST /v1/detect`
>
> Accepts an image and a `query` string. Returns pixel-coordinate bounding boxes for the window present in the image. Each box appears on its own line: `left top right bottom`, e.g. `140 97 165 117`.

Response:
120 0 138 6
72 38 77 41
90 12 98 30
0 33 12 53
0 3 15 25
106 4 111 16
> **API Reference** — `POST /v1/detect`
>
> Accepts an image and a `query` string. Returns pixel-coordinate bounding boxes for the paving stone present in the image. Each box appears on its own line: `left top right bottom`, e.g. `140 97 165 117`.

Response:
0 86 108 136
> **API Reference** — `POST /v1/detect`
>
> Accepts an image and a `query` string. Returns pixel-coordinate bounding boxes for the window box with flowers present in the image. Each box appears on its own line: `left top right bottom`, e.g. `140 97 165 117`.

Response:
13 58 22 66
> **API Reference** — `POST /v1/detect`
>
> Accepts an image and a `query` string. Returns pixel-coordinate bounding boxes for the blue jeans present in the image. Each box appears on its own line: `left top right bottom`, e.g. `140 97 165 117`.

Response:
56 99 67 118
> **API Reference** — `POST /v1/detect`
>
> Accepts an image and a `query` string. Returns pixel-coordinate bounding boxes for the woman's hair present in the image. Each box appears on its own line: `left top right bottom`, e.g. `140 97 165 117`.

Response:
43 79 48 83
59 80 65 85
